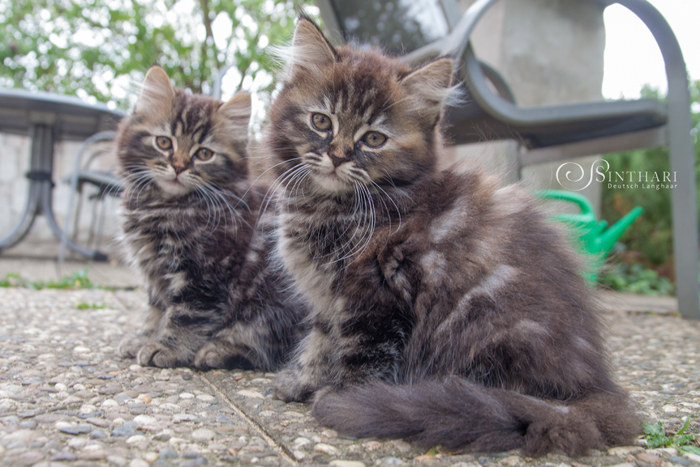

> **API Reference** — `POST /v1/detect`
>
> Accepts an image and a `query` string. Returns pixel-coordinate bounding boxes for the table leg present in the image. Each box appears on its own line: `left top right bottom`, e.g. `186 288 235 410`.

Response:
0 125 50 251
0 125 108 261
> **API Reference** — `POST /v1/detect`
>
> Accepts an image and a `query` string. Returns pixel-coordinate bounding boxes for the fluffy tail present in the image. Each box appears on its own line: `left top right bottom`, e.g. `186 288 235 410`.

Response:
312 378 640 457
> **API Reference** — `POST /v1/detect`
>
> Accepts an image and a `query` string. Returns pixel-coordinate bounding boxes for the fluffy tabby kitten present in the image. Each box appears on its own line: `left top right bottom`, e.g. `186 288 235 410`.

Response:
117 66 308 371
265 19 639 456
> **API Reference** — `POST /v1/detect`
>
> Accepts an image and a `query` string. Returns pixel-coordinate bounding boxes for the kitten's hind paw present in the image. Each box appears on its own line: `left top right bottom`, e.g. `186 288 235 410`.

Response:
136 342 189 368
274 368 316 403
193 340 256 371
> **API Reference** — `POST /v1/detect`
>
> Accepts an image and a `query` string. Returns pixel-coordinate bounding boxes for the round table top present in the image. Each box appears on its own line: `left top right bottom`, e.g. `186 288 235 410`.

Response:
0 87 126 140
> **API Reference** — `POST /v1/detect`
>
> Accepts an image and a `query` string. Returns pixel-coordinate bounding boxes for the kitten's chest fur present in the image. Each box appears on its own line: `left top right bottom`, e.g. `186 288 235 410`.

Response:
121 201 252 306
278 210 357 317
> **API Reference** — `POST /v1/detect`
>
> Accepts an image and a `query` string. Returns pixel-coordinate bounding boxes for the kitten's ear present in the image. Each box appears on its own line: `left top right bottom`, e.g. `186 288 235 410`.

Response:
400 58 456 115
135 66 175 117
287 17 338 75
217 92 252 139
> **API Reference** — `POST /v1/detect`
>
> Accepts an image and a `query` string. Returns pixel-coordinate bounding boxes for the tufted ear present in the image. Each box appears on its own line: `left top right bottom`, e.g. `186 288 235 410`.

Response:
283 17 338 76
400 58 456 116
135 66 175 117
217 91 252 139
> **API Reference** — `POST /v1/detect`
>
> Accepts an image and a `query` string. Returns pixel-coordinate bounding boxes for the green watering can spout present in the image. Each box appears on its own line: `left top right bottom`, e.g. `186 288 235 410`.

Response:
596 206 644 256
537 190 644 282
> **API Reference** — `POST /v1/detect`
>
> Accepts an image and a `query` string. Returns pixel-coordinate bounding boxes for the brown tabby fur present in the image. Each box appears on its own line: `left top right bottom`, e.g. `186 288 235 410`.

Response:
264 18 640 456
117 67 309 371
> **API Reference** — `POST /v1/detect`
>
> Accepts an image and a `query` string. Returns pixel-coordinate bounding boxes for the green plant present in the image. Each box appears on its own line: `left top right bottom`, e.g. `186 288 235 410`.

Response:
598 262 674 296
75 302 106 309
0 272 21 287
0 269 98 290
643 419 700 455
1 0 317 115
601 82 700 270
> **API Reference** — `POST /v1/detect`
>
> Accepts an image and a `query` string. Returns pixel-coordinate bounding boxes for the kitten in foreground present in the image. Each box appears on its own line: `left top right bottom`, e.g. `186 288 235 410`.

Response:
265 18 640 456
117 66 308 371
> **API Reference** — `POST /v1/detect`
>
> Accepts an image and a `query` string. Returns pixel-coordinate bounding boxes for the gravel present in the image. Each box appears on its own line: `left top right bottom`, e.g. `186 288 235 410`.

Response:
1 286 699 467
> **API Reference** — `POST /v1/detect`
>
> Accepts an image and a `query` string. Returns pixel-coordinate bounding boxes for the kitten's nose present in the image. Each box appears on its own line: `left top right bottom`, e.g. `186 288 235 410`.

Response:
328 153 349 168
172 164 187 175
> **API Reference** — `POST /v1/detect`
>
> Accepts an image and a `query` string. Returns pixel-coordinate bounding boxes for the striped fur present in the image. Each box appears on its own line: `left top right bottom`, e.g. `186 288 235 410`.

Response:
117 66 309 370
264 19 639 456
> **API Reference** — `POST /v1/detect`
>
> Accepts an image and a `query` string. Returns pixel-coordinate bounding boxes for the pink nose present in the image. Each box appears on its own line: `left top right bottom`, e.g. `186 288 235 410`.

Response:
328 153 349 168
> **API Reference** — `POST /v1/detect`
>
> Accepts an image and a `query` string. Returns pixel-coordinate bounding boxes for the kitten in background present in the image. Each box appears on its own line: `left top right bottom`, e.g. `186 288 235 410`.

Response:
264 18 639 457
117 66 308 371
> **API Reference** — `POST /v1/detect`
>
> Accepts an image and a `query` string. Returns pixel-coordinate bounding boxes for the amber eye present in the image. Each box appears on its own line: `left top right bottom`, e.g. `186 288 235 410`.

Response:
361 131 387 148
155 136 172 150
311 113 332 132
195 147 215 161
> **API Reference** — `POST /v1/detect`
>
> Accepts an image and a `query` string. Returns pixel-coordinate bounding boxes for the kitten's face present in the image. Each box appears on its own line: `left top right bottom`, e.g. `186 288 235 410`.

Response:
268 19 454 196
118 67 252 198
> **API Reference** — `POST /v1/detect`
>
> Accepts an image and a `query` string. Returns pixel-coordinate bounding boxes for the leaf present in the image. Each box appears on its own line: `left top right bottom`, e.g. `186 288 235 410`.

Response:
677 417 692 436
679 444 700 456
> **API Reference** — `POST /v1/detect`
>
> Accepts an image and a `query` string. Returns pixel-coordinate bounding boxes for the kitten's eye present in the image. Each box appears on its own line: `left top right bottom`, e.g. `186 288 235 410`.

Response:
155 136 172 150
361 131 387 148
195 147 215 161
311 113 332 132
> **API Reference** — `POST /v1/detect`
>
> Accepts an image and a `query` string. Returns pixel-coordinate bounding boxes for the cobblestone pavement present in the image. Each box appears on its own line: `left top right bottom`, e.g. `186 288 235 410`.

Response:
0 287 699 467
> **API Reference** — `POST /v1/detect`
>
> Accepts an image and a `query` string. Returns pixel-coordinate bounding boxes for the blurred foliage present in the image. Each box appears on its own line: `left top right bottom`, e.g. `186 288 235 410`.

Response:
600 81 700 278
0 269 98 289
598 262 675 296
0 0 317 111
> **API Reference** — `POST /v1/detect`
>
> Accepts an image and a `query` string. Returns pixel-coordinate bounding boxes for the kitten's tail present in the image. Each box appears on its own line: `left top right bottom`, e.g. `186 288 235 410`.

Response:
312 377 640 457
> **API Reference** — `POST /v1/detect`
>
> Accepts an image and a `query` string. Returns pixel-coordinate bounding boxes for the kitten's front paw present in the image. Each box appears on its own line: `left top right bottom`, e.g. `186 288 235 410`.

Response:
118 335 146 359
136 342 189 368
194 340 255 370
274 368 316 403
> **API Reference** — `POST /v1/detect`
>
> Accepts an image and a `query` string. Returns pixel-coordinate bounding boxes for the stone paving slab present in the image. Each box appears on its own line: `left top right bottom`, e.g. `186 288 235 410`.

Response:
0 287 699 467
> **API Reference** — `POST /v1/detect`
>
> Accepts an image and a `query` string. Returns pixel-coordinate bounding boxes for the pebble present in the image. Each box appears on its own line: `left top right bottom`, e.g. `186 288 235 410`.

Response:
60 424 92 435
85 417 109 428
126 434 148 444
180 459 207 467
608 447 643 456
377 457 405 466
179 392 195 399
159 449 179 459
134 414 157 426
315 443 340 455
362 441 382 451
108 455 130 466
293 437 311 448
154 431 172 442
19 420 38 429
500 456 521 467
237 390 264 399
330 461 367 467
129 460 150 467
137 393 152 404
112 421 138 437
669 459 693 467
173 413 198 422
637 452 662 465
90 429 107 439
4 428 36 441
52 452 78 461
196 394 215 402
191 428 216 441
